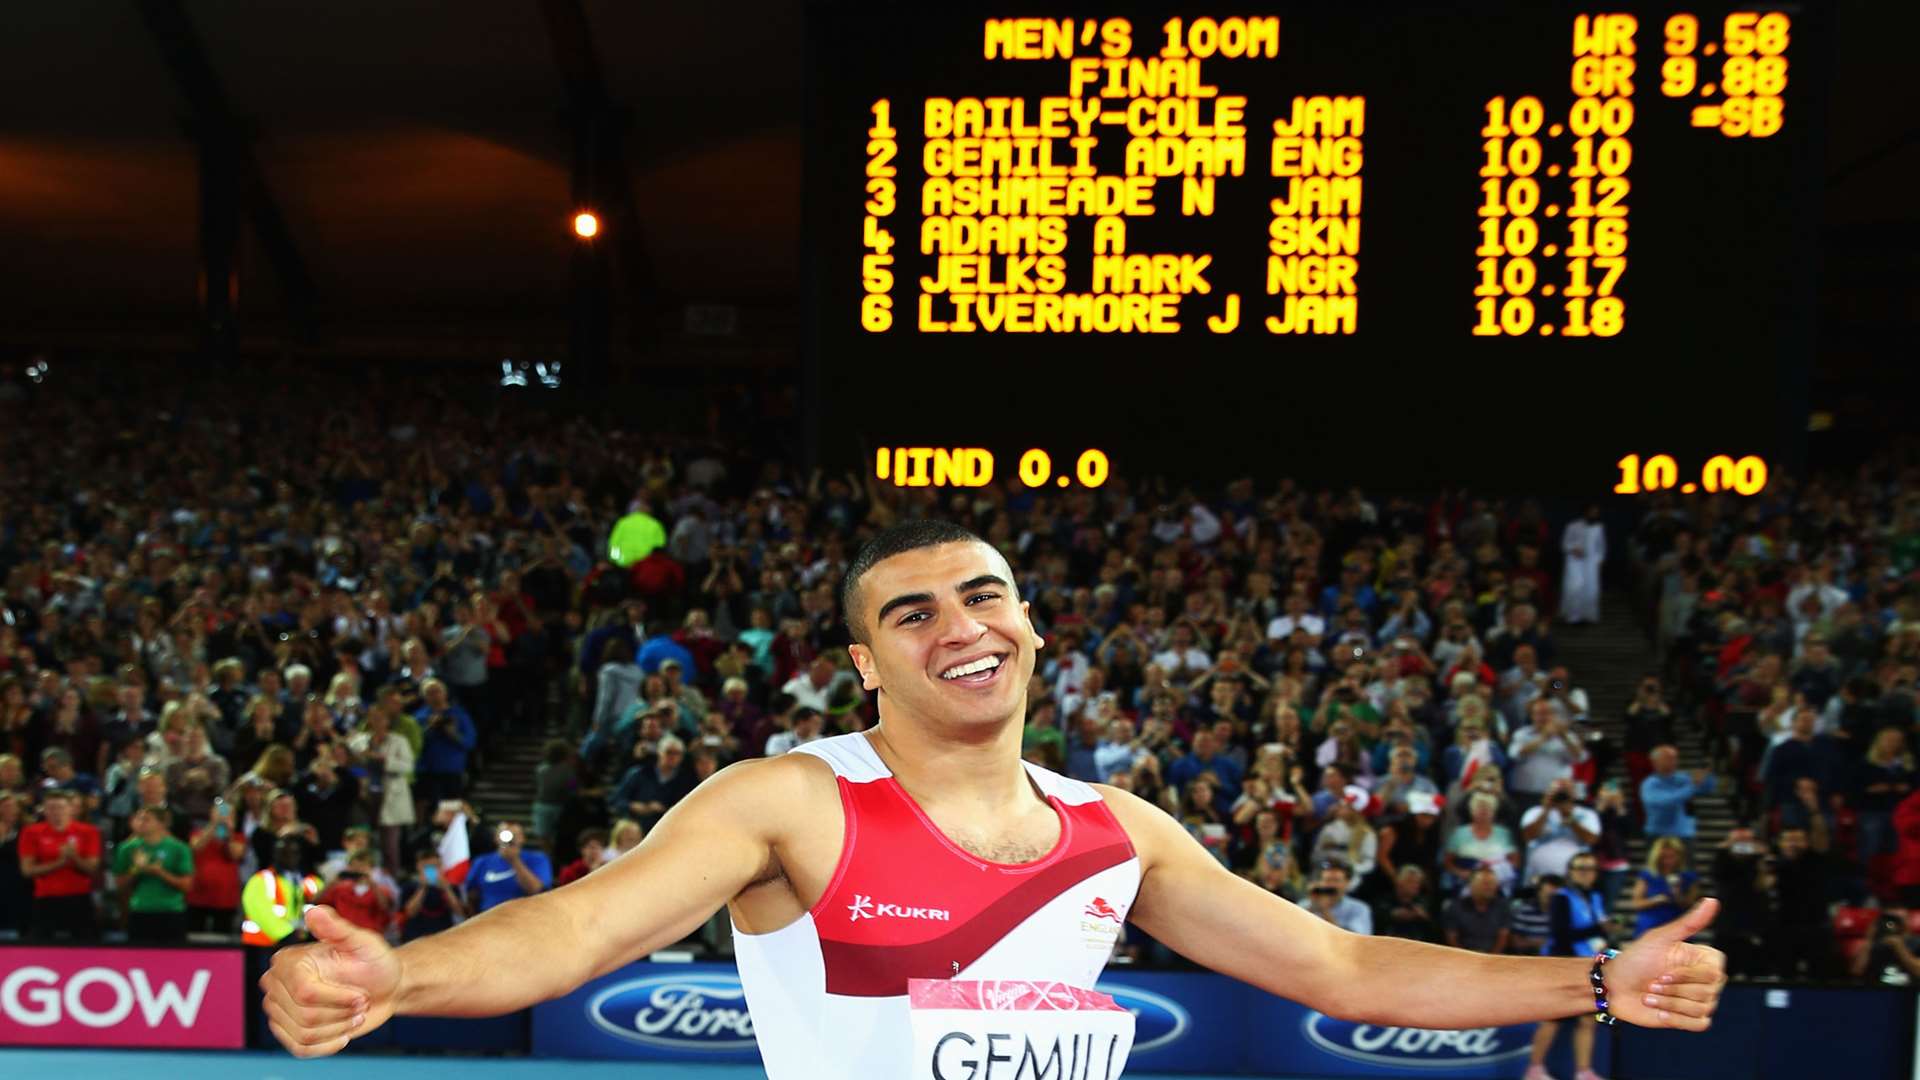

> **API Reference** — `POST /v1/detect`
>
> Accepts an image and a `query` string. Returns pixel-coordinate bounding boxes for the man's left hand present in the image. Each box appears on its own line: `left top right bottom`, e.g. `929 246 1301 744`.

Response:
1605 899 1727 1031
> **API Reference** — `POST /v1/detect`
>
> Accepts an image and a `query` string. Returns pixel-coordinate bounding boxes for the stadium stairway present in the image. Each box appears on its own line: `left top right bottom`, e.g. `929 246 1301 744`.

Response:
1558 592 1735 893
466 723 562 835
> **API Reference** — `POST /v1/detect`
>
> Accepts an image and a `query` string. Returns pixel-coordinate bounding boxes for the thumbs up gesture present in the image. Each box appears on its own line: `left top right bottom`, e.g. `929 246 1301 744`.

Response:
259 905 403 1057
1602 899 1728 1031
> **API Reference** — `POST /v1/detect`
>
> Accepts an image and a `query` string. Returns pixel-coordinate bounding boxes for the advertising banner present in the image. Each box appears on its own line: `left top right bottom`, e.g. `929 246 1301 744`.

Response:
0 946 245 1049
534 963 761 1063
1247 993 1607 1079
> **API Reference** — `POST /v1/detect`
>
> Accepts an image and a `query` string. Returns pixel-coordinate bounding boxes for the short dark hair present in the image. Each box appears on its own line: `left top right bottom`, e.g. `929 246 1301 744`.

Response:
577 827 610 850
838 520 999 644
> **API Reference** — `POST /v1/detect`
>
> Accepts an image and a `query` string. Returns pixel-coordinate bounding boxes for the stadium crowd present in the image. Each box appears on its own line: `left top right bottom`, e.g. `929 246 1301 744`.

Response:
2 374 1918 991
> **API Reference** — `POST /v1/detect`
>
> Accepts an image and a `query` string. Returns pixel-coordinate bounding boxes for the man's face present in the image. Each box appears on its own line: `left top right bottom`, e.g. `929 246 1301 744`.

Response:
43 795 73 828
1777 829 1808 859
1317 867 1350 894
847 542 1043 731
138 774 166 803
580 840 605 864
1192 730 1215 758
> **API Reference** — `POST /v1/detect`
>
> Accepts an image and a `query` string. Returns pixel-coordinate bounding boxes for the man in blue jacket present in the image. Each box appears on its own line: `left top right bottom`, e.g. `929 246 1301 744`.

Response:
1640 745 1713 840
414 679 477 809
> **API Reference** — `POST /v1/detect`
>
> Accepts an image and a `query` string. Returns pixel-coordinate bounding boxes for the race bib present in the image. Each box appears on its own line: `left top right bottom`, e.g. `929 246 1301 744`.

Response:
909 979 1135 1080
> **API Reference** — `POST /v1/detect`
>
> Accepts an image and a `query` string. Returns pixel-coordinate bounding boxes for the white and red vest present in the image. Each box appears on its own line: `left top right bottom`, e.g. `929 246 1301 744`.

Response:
732 732 1142 1078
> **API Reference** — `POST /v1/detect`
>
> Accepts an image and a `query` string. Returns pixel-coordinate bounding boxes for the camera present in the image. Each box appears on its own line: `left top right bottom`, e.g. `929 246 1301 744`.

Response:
1310 885 1339 896
498 829 516 846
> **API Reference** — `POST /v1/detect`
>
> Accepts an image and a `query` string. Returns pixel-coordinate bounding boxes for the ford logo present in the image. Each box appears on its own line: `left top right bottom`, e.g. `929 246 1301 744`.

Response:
586 973 756 1050
1094 983 1190 1053
1303 1012 1530 1070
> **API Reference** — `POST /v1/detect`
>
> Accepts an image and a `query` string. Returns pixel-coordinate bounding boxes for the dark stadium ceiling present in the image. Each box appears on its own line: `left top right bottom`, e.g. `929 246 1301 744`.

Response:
0 0 1910 364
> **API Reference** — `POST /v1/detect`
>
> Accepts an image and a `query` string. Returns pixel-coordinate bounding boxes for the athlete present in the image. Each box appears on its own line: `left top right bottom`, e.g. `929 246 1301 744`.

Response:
261 521 1727 1075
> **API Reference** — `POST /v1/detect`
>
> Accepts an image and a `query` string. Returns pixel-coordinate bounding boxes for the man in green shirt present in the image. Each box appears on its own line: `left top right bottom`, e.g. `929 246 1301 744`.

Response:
115 806 194 943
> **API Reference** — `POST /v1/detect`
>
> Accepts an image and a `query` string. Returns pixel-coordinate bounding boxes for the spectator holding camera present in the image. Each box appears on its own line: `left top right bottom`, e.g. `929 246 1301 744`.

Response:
1297 861 1372 935
1508 698 1588 803
465 820 551 914
1852 908 1920 986
400 850 468 942
414 678 477 811
1519 777 1601 883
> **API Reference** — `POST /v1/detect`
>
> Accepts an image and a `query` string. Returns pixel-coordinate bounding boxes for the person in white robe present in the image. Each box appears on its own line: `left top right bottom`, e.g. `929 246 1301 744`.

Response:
1559 507 1606 624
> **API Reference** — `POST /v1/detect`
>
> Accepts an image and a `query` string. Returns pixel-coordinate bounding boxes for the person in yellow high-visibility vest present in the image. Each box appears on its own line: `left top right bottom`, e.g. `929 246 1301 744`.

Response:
242 837 321 945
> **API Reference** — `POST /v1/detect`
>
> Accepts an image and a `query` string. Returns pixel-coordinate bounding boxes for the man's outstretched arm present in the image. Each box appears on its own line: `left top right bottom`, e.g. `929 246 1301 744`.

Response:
1100 785 1725 1032
263 755 808 1056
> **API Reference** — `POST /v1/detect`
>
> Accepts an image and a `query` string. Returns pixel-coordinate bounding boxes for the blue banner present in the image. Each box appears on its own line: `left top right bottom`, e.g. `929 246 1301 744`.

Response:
533 959 1901 1079
533 963 761 1063
1094 971 1245 1074
1246 994 1607 1079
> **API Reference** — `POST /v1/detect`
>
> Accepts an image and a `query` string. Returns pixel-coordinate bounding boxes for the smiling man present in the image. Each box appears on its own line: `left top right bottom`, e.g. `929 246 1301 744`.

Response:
260 521 1727 1078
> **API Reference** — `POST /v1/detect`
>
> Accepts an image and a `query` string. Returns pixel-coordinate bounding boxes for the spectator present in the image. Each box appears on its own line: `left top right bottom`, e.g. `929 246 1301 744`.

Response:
764 708 825 757
1525 855 1609 1080
1623 675 1675 793
399 850 468 942
185 798 246 934
585 638 643 763
1710 827 1771 976
1444 791 1520 893
604 818 645 864
532 739 581 849
465 820 551 913
164 724 230 829
317 849 393 935
1506 873 1560 957
1760 707 1845 811
1375 865 1440 942
1310 786 1379 891
346 700 416 876
0 791 31 934
608 736 695 830
1639 745 1714 841
1622 836 1701 939
114 806 193 943
558 829 609 887
294 754 360 853
1376 790 1444 883
1507 699 1588 802
1168 728 1245 807
1023 699 1068 765
1443 865 1512 953
1558 506 1605 625
1297 861 1371 935
136 768 193 842
439 600 493 730
1518 778 1601 882
781 655 854 715
414 679 477 811
249 789 321 876
1772 822 1836 978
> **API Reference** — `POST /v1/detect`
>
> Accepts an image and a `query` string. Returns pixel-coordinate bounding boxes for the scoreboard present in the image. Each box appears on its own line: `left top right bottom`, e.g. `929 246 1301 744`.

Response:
802 3 1827 495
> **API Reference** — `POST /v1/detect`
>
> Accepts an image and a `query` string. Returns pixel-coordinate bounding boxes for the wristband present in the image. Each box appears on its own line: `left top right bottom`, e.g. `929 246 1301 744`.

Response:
1590 948 1621 1025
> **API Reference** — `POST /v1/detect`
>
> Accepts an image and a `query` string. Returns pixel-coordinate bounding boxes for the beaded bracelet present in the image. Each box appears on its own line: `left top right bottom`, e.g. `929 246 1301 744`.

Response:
1590 948 1621 1025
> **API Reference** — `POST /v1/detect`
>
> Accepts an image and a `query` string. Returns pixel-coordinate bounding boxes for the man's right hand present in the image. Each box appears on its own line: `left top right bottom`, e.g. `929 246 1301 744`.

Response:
261 905 402 1058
